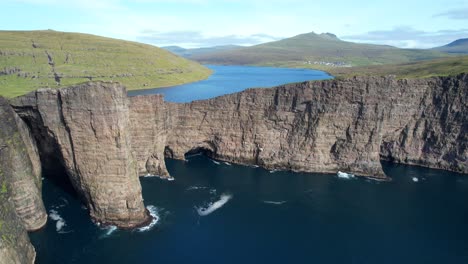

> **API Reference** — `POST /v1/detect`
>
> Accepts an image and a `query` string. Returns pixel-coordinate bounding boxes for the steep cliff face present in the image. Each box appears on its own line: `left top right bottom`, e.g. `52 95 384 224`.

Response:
129 95 170 178
380 75 467 172
0 185 36 264
0 97 47 231
11 82 150 228
132 74 467 178
0 97 41 264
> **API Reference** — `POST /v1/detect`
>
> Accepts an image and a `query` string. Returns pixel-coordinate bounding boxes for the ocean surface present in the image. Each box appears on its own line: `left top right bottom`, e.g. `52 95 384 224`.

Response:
127 65 332 102
30 66 468 263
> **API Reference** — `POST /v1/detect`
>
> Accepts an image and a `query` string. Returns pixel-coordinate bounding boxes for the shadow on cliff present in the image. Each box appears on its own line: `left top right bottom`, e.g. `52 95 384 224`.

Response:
41 154 79 199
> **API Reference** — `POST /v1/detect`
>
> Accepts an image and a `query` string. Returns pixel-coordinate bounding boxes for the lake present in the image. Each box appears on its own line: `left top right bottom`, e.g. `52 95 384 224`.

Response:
30 66 468 264
127 65 333 102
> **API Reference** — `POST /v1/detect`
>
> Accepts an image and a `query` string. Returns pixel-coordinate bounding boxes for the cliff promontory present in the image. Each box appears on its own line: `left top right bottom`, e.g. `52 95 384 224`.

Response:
11 83 151 228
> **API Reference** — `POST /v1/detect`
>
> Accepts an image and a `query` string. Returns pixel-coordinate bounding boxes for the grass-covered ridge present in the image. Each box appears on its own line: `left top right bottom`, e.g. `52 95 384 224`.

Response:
329 55 468 79
192 32 452 68
0 30 212 98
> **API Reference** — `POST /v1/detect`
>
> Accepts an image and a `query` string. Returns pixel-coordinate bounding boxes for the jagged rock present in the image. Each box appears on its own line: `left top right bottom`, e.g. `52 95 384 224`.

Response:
11 82 151 228
0 97 46 231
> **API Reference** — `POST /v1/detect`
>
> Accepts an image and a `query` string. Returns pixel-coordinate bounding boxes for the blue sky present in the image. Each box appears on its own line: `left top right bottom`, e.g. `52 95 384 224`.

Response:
1 0 467 48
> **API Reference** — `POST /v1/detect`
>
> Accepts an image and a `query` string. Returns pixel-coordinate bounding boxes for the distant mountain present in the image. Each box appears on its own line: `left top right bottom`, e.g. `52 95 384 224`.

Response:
0 30 211 98
162 45 242 58
191 32 451 68
433 38 468 54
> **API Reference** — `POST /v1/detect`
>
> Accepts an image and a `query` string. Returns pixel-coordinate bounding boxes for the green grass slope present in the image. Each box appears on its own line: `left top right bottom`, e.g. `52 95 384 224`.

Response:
0 30 212 97
329 55 468 79
192 32 451 68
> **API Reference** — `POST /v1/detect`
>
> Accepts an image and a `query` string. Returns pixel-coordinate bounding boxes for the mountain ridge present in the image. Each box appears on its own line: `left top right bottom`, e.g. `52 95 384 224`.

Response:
190 31 452 68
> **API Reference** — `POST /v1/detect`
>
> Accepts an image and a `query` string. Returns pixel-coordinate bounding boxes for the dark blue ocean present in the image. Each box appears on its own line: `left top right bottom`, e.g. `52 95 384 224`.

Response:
30 66 468 264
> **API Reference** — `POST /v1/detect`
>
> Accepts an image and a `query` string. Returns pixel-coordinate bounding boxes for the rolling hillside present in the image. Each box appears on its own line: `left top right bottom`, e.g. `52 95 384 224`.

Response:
0 30 212 97
433 38 468 54
329 55 468 79
192 32 451 68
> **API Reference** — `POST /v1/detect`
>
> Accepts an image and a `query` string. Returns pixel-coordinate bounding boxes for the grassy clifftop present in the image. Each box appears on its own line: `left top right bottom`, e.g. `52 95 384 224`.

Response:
329 55 468 79
0 30 212 97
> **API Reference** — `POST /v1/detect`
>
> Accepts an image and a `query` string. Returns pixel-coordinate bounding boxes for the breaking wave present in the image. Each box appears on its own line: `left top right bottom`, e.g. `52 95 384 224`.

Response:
137 205 160 232
337 171 355 179
103 225 117 236
224 162 232 166
196 193 232 216
49 209 69 233
211 160 221 165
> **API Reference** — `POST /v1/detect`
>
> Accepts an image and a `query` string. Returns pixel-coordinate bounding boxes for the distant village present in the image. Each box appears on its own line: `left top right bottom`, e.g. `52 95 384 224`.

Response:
304 61 352 67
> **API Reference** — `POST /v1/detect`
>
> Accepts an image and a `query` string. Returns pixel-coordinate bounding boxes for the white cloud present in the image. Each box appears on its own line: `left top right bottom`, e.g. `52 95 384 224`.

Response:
342 26 468 48
137 30 281 48
434 8 468 20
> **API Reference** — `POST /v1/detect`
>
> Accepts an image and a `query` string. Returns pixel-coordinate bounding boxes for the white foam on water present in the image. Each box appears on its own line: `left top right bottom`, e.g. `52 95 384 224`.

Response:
224 162 232 166
269 170 277 173
167 177 175 181
103 225 117 236
412 177 419 182
337 171 355 179
187 186 208 191
196 193 233 216
137 205 160 232
209 189 217 194
262 200 287 205
49 209 67 233
211 160 221 165
251 165 259 168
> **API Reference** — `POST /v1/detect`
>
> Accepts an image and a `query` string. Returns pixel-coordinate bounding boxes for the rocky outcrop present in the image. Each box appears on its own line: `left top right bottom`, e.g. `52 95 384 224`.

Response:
0 97 46 231
11 83 150 228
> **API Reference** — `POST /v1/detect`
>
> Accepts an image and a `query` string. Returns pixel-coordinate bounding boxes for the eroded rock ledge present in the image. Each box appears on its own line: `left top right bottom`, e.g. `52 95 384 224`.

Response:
6 74 467 234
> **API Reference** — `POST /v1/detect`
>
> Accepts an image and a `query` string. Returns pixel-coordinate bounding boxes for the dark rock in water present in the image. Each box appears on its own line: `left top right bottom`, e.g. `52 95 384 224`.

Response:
10 83 150 229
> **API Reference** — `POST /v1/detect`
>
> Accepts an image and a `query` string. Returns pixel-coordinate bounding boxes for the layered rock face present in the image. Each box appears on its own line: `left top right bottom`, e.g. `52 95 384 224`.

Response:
0 97 46 231
11 82 150 228
133 74 467 178
0 97 42 264
0 185 36 264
